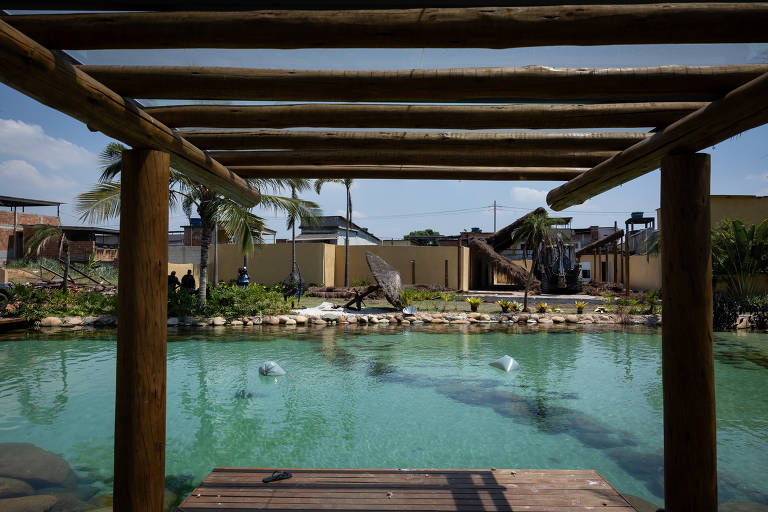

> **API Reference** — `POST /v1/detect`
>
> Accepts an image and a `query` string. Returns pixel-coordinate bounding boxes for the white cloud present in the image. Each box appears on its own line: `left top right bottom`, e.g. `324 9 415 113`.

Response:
745 171 768 194
0 159 78 196
0 119 95 170
509 186 548 204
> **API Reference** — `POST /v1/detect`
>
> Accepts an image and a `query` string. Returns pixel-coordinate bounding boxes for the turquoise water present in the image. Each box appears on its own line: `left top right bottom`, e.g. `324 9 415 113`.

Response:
1 326 767 507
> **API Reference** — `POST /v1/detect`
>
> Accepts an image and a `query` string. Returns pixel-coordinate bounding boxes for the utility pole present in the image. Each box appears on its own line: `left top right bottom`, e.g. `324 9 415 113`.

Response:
493 200 497 232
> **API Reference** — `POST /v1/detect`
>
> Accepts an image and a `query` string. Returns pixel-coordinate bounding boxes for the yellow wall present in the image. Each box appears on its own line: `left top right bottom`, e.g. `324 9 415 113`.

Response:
711 195 768 228
212 243 335 286
334 245 467 289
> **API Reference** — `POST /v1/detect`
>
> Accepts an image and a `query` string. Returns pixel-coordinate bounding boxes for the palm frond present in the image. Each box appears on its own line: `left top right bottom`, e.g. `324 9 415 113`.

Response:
97 142 127 182
24 224 64 259
74 182 122 223
216 199 266 253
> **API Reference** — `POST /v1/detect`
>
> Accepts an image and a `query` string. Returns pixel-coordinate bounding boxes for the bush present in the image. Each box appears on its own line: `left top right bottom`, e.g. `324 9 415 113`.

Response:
8 285 117 320
203 283 289 318
168 289 198 318
713 293 739 331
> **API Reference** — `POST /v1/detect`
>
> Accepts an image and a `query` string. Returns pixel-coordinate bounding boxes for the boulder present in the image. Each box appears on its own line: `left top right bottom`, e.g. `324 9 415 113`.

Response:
311 317 326 325
46 492 91 511
283 318 296 326
468 312 481 319
61 316 83 327
263 316 280 326
0 478 33 499
39 317 62 328
401 320 410 325
539 318 553 324
81 316 98 326
0 495 57 512
230 320 243 326
321 313 338 322
526 319 538 324
517 313 529 322
369 316 380 324
551 315 566 324
357 316 368 324
451 319 470 324
93 315 117 327
166 317 179 326
480 314 491 321
565 314 580 323
248 316 263 325
277 315 291 324
211 316 227 326
293 315 307 324
0 443 77 489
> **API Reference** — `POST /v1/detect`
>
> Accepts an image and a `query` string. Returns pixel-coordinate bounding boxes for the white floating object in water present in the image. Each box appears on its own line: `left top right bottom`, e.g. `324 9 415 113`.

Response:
489 355 520 372
402 306 417 315
259 361 286 376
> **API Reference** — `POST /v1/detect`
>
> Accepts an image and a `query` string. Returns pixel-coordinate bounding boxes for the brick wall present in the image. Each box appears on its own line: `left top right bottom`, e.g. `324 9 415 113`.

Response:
1 212 60 264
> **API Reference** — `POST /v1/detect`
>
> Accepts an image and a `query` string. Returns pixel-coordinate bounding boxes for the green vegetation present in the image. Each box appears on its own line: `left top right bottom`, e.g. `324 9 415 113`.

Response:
465 296 484 311
202 284 290 318
496 299 513 313
404 229 441 245
537 302 549 313
7 285 117 320
351 279 371 287
712 218 768 298
23 224 72 291
574 301 587 314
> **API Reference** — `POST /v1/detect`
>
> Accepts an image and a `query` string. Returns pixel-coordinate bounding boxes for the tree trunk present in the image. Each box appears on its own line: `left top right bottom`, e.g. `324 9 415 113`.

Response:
291 185 297 274
61 241 70 292
198 217 211 309
344 184 350 287
523 262 535 312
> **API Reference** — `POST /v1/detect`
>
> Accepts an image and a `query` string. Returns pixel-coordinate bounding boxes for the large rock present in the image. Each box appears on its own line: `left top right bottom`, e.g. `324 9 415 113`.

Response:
39 317 62 328
47 492 91 512
0 478 33 499
0 494 57 511
293 315 307 324
565 314 580 323
61 317 83 327
0 444 76 489
211 316 227 326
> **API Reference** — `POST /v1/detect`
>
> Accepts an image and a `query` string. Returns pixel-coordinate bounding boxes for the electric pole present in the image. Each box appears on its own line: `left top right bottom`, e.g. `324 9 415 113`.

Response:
493 200 497 232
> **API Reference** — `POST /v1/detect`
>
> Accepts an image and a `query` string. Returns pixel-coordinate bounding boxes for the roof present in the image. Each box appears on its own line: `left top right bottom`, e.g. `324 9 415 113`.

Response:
0 195 62 208
300 216 381 241
294 233 340 242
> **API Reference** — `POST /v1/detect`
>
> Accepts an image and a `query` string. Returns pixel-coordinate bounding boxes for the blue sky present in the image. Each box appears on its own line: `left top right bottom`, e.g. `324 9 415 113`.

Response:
1 42 767 239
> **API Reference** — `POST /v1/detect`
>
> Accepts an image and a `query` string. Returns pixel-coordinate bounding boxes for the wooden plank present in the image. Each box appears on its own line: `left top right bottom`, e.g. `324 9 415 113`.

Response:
3 0 757 9
212 149 614 167
181 130 648 151
547 70 768 210
179 466 637 511
80 65 768 103
660 154 717 512
114 149 169 512
7 5 768 50
146 102 706 129
229 165 585 181
0 19 260 206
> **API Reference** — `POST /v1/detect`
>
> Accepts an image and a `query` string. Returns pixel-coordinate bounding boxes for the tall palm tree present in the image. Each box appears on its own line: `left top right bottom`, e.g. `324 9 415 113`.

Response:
712 218 768 298
24 224 71 291
76 143 317 308
314 178 354 287
509 211 558 312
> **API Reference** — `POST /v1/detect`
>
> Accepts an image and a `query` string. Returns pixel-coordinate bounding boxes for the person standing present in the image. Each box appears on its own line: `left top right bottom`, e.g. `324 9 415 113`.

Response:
168 271 180 291
181 269 196 292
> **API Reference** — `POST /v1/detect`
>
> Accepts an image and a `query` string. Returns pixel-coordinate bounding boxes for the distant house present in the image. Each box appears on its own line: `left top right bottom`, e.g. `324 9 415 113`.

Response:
296 216 381 245
181 218 276 246
0 195 62 265
22 225 120 264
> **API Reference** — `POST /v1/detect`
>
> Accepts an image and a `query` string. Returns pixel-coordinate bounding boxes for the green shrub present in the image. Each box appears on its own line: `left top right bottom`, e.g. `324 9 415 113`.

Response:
399 288 421 307
168 289 198 318
8 285 117 320
351 279 371 287
203 283 289 318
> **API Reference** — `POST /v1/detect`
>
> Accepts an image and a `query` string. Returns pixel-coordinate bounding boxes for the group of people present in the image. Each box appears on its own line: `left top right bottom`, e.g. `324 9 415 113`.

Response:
168 269 197 293
168 267 250 291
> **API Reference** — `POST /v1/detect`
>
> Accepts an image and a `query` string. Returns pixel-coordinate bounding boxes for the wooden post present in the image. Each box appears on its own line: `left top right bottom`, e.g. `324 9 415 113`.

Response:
444 259 449 288
604 244 609 282
625 221 631 296
660 153 716 512
613 241 618 284
114 149 169 512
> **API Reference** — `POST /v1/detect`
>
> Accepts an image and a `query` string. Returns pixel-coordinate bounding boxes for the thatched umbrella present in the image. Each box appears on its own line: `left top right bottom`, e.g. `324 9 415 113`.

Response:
365 252 403 309
469 237 540 290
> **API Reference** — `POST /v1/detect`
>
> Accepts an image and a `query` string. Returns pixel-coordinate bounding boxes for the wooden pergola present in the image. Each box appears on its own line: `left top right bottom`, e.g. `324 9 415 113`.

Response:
1 3 767 511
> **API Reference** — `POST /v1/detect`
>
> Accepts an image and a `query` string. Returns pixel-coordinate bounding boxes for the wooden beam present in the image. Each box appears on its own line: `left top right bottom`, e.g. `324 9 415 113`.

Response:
182 129 648 151
229 165 585 180
4 1 759 10
0 18 259 206
7 5 768 50
80 65 768 103
547 70 768 210
146 102 706 129
114 149 169 512
212 149 614 167
660 153 716 512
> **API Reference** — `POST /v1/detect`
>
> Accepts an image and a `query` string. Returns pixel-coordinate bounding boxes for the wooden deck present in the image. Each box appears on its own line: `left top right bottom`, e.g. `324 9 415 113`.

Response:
0 317 29 332
177 468 638 511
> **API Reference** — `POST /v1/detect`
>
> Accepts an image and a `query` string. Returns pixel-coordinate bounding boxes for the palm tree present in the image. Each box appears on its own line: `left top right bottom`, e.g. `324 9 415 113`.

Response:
76 143 317 308
24 224 71 291
314 178 354 287
712 218 768 298
509 211 558 312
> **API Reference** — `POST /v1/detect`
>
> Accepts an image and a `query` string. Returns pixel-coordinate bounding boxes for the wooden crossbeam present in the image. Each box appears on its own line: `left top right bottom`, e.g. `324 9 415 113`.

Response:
547 70 768 210
146 102 705 129
182 130 648 151
7 5 768 50
211 149 614 167
229 165 586 180
3 1 759 9
80 65 768 103
0 19 260 206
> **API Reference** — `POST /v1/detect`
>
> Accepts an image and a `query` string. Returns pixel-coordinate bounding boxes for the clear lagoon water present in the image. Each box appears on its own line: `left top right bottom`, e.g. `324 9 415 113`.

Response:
1 325 767 507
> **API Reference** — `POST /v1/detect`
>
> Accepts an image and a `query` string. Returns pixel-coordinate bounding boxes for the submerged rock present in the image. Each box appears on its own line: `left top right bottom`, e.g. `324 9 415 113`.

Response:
0 443 77 489
39 317 62 327
0 477 33 499
0 495 57 512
